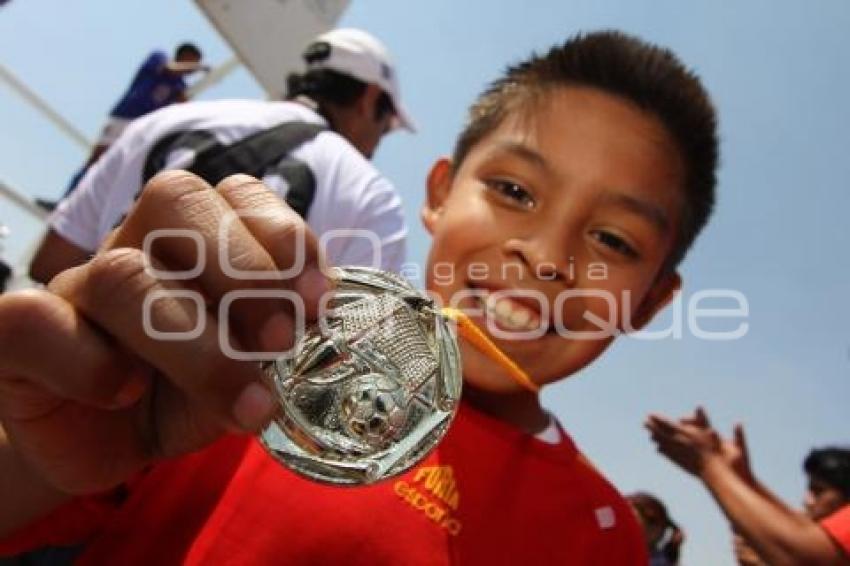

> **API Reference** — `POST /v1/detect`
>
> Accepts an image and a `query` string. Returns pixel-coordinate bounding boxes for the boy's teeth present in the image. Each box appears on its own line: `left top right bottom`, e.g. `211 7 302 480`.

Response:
480 290 539 331
495 298 513 320
510 308 531 328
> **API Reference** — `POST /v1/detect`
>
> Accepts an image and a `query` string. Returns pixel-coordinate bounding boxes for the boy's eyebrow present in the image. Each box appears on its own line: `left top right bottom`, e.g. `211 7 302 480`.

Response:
602 192 671 234
490 141 551 173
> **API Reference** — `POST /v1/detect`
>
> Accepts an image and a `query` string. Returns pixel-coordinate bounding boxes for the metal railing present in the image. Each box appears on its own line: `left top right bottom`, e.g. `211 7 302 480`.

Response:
0 179 48 291
0 63 93 151
0 179 50 223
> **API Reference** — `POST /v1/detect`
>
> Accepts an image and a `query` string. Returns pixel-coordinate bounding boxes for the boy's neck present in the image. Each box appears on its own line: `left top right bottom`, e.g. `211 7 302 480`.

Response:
463 386 550 435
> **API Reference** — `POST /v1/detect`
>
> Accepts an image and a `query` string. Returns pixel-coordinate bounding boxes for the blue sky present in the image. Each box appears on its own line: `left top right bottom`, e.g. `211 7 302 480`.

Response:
1 1 849 563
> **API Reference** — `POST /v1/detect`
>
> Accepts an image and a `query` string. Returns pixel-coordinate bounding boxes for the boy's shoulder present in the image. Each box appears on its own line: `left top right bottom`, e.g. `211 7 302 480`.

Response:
447 401 635 503
427 402 648 562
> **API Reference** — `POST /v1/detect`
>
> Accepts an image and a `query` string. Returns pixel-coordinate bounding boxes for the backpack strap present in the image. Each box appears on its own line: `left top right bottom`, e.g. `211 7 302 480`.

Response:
142 129 221 186
188 121 326 185
263 157 317 218
139 121 327 219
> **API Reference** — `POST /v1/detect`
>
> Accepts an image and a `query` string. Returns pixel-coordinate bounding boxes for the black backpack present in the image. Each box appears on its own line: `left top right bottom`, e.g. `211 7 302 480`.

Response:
141 121 326 218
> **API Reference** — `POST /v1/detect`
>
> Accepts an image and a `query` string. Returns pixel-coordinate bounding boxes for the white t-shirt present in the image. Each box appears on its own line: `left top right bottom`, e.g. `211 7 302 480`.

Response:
51 99 407 272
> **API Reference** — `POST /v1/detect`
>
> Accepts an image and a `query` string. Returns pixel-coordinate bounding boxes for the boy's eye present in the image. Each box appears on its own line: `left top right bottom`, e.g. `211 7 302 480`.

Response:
592 231 639 259
485 179 535 209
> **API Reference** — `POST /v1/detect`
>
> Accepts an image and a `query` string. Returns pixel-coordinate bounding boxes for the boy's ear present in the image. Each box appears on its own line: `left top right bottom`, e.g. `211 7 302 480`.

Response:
358 84 382 118
421 157 453 234
628 271 682 331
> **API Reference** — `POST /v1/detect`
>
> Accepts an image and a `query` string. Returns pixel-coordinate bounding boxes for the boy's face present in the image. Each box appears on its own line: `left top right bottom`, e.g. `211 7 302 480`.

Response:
422 86 685 392
804 476 848 520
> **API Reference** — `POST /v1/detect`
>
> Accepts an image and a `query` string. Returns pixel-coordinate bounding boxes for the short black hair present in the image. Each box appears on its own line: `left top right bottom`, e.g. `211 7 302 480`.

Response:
627 492 683 563
175 42 202 60
453 30 719 271
804 447 850 500
286 68 393 122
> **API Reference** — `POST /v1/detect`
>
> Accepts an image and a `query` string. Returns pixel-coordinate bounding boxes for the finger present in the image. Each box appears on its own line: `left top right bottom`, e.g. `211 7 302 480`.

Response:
650 429 693 450
734 423 750 457
0 290 149 414
49 248 275 432
679 416 701 427
104 170 298 354
695 406 711 427
214 174 330 320
647 428 681 449
645 418 670 439
646 414 683 435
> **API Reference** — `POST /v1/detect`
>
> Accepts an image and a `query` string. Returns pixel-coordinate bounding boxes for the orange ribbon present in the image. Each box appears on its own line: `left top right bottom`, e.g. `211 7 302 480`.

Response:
441 307 540 394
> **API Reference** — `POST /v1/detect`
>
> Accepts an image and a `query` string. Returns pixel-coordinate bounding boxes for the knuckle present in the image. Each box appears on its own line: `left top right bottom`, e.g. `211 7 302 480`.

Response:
85 248 156 306
222 244 276 278
215 173 264 196
145 170 210 196
240 186 292 217
136 171 213 216
217 174 294 214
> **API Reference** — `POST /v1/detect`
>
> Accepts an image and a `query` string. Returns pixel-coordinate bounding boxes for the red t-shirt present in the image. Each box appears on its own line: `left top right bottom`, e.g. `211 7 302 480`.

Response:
821 504 850 558
2 402 647 565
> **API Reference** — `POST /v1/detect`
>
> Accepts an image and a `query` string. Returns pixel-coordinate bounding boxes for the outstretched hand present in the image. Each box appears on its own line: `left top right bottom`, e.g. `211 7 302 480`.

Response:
0 172 329 495
645 407 752 481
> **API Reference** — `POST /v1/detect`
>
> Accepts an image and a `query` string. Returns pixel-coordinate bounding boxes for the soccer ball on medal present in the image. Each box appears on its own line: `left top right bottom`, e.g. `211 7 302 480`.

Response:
341 373 409 448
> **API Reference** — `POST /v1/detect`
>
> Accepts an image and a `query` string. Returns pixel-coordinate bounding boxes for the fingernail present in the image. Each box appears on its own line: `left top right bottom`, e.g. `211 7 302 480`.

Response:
259 311 294 353
233 382 277 431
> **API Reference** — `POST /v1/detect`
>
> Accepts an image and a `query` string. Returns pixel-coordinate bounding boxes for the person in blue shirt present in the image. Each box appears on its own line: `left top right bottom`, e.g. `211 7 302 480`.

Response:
57 43 207 201
110 44 205 121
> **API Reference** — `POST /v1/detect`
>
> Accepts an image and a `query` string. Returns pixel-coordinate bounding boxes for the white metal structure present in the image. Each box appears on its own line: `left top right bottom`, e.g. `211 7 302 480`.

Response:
194 0 350 98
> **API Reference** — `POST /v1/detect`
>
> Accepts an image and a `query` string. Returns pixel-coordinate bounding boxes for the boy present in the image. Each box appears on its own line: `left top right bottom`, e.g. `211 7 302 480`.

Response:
627 492 685 565
0 30 718 564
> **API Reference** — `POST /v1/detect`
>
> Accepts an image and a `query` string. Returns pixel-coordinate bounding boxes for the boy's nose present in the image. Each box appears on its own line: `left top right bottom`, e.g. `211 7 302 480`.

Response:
502 236 574 284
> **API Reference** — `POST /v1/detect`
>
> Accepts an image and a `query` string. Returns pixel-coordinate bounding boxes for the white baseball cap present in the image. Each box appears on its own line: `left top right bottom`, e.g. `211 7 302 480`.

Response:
304 28 416 133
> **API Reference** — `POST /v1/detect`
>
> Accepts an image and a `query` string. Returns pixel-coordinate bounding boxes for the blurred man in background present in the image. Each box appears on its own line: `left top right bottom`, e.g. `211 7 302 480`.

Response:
30 28 414 283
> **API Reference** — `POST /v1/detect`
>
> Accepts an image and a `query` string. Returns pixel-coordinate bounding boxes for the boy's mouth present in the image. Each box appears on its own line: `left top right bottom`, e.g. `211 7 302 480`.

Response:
469 288 543 333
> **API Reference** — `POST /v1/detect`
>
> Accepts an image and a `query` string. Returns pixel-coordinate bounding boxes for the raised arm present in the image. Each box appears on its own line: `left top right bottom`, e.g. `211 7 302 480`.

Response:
646 410 850 566
164 61 210 75
29 229 90 284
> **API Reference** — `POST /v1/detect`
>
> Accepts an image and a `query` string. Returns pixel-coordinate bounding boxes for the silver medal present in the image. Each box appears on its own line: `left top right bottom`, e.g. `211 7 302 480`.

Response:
259 266 462 485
